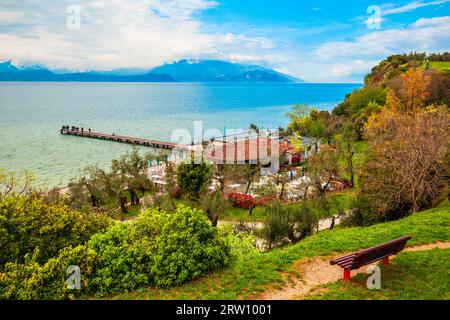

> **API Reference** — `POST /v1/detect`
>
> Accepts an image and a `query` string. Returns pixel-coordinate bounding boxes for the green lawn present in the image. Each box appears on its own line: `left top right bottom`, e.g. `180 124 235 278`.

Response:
428 61 450 72
171 198 266 222
222 206 267 222
116 204 142 220
307 248 450 300
337 140 367 188
109 201 449 300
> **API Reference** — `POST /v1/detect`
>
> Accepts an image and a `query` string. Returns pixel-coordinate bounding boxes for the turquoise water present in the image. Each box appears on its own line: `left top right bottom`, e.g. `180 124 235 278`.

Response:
0 82 361 187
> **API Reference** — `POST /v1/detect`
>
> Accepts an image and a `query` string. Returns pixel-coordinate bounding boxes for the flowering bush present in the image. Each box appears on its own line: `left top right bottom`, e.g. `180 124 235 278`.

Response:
226 193 256 209
255 195 277 206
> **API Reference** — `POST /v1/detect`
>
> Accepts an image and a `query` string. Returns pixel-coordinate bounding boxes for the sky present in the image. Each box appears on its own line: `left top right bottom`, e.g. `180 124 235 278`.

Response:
0 0 449 82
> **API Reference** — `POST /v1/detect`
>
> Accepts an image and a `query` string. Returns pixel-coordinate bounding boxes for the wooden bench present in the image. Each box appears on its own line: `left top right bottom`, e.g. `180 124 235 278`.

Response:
330 235 412 281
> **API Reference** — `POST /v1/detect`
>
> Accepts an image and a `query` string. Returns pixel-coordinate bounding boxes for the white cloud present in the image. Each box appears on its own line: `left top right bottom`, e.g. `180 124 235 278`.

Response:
0 1 449 82
315 16 450 61
382 0 450 15
295 16 450 82
358 1 449 29
0 0 273 71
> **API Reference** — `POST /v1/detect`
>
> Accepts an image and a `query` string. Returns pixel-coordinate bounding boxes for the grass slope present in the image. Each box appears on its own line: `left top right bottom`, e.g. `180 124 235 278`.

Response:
429 61 450 72
307 248 450 300
110 201 449 300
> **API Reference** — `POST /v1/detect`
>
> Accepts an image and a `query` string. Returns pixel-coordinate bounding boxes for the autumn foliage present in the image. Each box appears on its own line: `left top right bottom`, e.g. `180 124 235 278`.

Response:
386 68 431 114
355 68 449 224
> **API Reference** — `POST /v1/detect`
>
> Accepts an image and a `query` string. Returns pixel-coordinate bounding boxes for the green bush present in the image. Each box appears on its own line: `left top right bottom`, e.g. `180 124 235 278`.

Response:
177 162 212 200
0 195 111 270
0 245 95 300
89 205 230 294
217 224 258 258
0 204 231 299
261 201 319 248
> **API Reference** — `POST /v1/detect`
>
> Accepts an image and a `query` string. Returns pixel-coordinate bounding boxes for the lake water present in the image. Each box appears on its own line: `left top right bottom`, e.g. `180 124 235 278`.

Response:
0 82 361 187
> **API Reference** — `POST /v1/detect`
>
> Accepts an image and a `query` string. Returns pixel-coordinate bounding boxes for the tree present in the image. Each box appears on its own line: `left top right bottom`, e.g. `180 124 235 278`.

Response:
313 111 345 145
357 105 449 222
286 104 311 120
67 166 107 209
164 161 179 198
200 191 231 227
286 104 327 152
0 193 110 270
387 68 431 114
116 148 154 206
106 161 130 213
249 123 259 133
177 161 213 200
67 148 156 214
274 168 291 201
212 164 236 194
425 68 450 106
333 87 386 138
243 163 261 195
262 200 319 248
0 169 33 202
336 122 359 188
305 146 341 198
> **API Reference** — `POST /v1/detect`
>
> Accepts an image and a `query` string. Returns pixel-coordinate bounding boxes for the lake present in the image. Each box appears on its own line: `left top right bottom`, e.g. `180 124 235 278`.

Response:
0 82 361 187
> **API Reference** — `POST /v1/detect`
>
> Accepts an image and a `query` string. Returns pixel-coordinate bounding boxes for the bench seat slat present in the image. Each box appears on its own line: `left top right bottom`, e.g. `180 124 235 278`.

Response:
330 235 411 271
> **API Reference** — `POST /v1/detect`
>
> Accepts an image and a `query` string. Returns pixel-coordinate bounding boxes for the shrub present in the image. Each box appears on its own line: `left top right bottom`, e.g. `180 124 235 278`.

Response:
87 204 231 295
226 193 256 209
177 162 212 200
0 245 95 300
254 195 276 206
261 201 319 248
200 192 231 227
0 204 231 299
0 195 111 270
217 224 258 258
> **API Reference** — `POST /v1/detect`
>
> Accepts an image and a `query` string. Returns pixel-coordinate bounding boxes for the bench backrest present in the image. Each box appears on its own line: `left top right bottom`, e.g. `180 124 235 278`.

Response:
330 235 411 270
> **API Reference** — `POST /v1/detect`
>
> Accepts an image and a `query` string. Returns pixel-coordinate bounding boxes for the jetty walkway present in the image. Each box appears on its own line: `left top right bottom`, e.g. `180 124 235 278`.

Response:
60 126 177 149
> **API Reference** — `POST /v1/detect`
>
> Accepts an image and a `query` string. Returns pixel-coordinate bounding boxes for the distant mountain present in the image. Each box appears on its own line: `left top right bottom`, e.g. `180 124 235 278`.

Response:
0 61 175 82
150 59 302 82
0 59 301 83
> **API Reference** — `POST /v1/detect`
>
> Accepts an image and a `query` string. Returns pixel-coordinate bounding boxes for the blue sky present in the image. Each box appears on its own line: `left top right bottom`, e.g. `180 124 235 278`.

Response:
0 0 449 82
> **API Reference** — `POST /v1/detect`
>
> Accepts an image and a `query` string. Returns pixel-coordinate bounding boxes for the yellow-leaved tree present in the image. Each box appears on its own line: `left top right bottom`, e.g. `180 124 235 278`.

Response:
352 68 449 225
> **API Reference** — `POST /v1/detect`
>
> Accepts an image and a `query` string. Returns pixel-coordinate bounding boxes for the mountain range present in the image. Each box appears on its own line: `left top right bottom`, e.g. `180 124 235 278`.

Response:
0 59 301 83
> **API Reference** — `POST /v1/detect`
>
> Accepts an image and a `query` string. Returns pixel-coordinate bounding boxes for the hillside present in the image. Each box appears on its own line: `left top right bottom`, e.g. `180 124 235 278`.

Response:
0 59 301 83
150 59 301 82
364 52 450 87
333 52 450 131
110 201 450 300
0 61 175 82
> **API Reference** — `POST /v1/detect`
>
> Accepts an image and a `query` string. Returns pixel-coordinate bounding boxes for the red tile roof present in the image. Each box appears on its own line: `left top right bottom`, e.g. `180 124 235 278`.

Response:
206 137 287 163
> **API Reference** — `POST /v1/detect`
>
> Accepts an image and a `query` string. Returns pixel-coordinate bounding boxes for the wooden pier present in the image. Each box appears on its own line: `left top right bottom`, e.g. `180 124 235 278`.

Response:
60 127 178 149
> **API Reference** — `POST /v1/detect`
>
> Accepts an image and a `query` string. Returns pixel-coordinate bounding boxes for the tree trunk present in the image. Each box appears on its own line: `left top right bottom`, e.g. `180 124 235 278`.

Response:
248 204 254 216
120 196 128 213
91 195 99 207
245 181 252 195
212 215 219 227
279 183 285 201
329 216 336 230
347 141 355 188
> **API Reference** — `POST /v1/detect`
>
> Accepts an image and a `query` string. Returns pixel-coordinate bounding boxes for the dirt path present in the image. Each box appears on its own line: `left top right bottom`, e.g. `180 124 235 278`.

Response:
258 241 450 300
